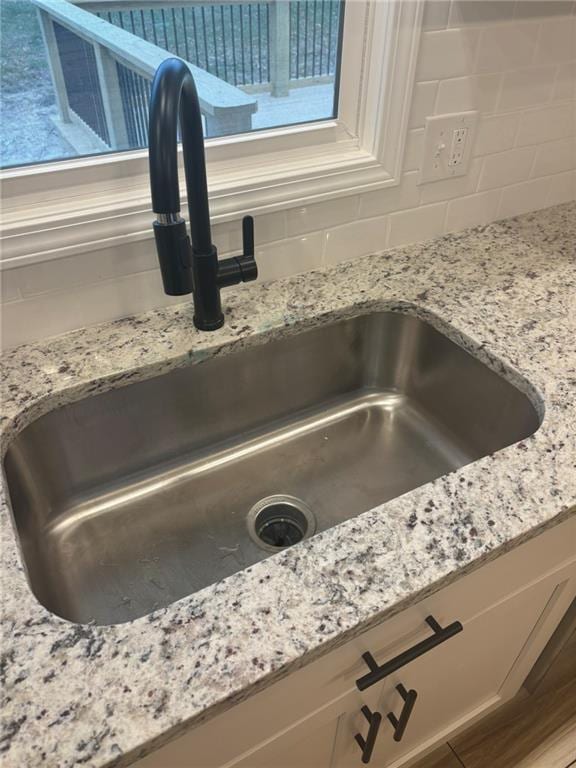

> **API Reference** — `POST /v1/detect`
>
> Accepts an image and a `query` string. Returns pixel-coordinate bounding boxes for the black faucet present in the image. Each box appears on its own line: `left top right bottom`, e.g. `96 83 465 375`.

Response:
148 58 257 331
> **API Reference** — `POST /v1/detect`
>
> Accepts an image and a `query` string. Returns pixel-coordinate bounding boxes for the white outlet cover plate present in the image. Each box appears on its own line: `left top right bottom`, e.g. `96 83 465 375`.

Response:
419 111 479 184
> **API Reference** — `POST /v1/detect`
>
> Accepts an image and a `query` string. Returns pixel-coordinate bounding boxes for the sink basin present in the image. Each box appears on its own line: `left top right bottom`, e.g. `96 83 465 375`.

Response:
3 311 540 625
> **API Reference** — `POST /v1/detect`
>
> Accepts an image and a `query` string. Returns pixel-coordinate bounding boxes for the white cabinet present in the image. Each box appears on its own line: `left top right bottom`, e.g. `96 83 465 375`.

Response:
332 576 558 767
137 515 576 768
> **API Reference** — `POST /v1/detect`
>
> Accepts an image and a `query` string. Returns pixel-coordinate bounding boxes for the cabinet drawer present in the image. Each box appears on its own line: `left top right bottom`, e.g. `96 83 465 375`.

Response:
332 576 556 767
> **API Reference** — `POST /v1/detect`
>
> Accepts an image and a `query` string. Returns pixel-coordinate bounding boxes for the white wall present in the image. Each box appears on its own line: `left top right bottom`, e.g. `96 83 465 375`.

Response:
1 0 575 349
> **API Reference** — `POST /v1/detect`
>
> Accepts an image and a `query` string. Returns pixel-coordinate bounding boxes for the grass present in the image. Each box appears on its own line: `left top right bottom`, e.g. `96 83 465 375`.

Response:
0 0 50 95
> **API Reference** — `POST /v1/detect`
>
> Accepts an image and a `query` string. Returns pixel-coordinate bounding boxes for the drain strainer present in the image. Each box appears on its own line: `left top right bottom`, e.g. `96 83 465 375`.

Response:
247 495 316 552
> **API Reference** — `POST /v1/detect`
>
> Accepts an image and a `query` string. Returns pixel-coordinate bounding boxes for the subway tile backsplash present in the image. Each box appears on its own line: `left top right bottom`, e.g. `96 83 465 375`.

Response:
2 0 575 349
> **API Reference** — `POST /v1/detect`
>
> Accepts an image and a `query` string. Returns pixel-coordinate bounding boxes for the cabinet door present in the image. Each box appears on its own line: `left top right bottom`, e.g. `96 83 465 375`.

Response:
228 716 339 768
332 576 558 768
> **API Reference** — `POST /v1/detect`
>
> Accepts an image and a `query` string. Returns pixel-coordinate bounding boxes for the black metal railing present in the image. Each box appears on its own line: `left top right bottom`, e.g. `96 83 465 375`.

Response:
290 0 341 79
53 21 110 143
116 62 152 146
97 4 270 85
95 1 342 88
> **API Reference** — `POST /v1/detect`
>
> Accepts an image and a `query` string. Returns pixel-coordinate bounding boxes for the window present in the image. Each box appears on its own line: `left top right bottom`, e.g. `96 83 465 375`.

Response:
0 0 423 269
1 0 345 168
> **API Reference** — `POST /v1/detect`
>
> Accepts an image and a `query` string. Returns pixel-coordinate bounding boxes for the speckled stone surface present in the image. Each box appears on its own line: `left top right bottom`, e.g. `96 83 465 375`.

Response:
1 203 575 768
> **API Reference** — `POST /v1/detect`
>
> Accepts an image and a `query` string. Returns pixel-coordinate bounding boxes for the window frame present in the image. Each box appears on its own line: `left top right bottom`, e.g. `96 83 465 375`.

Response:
0 0 424 269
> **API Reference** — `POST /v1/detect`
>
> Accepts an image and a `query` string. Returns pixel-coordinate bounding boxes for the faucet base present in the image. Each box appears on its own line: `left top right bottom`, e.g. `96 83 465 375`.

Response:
193 314 225 332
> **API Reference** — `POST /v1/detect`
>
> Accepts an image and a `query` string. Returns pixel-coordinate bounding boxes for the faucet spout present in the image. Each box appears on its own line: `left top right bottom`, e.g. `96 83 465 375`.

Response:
148 58 257 331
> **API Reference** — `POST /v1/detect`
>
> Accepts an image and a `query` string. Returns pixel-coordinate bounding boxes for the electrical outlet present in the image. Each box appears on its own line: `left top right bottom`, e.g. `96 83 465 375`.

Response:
420 112 478 184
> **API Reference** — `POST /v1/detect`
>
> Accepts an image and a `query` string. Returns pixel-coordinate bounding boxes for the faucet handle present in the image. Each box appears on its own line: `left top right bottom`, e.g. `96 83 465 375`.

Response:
216 215 257 287
242 215 254 258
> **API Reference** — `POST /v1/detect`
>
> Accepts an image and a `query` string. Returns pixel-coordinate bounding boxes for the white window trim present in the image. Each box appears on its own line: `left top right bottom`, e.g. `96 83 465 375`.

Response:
0 0 424 269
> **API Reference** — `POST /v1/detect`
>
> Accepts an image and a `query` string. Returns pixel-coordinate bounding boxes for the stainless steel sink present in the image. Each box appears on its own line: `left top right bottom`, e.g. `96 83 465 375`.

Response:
3 311 540 625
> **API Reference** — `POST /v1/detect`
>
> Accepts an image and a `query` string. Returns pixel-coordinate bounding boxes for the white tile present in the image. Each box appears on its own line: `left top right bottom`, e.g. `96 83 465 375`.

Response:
420 158 482 203
255 233 323 282
324 216 388 266
475 24 539 74
515 1 574 20
435 73 501 113
409 81 439 128
403 129 425 171
498 176 553 218
553 60 576 101
6 240 158 298
533 18 576 65
0 270 22 303
0 270 181 351
478 147 536 190
422 157 482 199
449 0 516 26
547 169 576 204
446 190 501 231
285 197 359 237
388 202 447 247
474 113 519 156
213 211 286 255
417 28 480 81
532 138 576 177
498 66 557 110
516 103 576 146
358 173 420 218
422 0 451 30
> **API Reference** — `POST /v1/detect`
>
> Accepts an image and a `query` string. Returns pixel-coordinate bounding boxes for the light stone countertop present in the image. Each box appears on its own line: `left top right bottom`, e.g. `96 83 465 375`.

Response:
1 202 575 768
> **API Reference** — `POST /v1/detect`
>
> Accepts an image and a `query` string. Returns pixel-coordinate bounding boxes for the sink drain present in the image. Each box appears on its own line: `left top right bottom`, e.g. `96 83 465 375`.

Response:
247 495 316 552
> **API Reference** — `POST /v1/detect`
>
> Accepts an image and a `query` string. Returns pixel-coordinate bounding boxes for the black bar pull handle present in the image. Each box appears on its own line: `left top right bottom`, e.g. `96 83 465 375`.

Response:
387 684 418 742
355 705 383 764
356 615 463 691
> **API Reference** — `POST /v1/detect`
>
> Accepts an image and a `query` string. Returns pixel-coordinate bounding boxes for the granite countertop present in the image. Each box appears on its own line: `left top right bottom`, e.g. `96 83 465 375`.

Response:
1 202 575 768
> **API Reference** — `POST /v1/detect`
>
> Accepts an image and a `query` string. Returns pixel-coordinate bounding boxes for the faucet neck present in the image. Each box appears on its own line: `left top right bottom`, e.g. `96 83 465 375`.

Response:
148 58 213 255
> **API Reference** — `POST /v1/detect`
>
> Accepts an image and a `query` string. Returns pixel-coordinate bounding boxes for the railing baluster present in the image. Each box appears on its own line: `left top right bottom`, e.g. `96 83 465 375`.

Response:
327 0 334 75
266 3 270 83
191 6 200 67
201 7 209 72
239 4 246 84
312 0 317 76
220 6 228 83
211 5 219 78
295 2 300 78
229 5 237 85
257 3 262 83
161 8 169 50
304 0 309 77
129 9 135 34
150 9 158 45
117 63 135 146
248 4 254 84
181 8 190 62
319 0 325 74
171 8 179 58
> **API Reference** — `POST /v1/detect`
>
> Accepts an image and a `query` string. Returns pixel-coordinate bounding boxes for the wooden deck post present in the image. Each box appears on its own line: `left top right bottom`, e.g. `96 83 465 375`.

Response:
37 8 71 123
93 44 130 149
269 0 290 98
